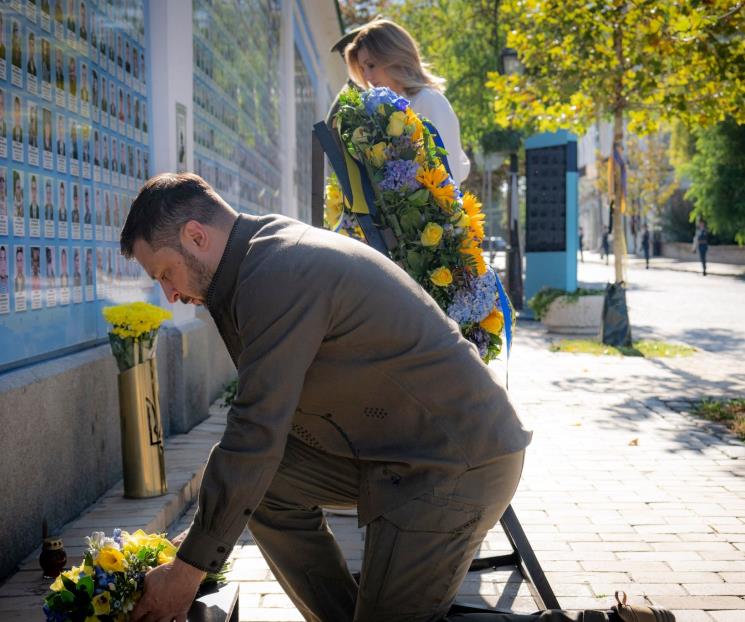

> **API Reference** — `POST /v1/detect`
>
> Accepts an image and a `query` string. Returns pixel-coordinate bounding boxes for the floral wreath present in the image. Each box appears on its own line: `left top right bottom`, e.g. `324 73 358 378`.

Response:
323 86 512 363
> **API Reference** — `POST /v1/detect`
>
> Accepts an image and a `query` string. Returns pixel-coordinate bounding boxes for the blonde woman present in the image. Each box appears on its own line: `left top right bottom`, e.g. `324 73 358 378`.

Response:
345 19 471 185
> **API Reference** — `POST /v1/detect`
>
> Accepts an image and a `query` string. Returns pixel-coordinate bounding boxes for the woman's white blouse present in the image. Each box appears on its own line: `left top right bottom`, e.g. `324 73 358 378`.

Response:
407 87 471 186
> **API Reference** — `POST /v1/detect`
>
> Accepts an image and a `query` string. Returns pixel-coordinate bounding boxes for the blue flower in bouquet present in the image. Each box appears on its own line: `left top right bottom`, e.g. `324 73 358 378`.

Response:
112 528 123 547
470 326 492 358
380 159 421 193
447 267 500 325
362 87 409 115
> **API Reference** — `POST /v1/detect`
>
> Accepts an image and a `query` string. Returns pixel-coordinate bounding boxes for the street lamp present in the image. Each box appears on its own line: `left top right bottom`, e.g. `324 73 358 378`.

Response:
500 47 521 77
500 47 524 310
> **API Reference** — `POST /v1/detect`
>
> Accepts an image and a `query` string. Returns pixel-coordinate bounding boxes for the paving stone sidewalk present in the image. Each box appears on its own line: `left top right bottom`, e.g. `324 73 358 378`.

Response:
581 250 745 279
170 323 745 622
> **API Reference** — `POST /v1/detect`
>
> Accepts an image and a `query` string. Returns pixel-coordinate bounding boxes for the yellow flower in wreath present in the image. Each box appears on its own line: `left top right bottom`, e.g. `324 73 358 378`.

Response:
430 266 453 287
404 107 424 142
92 592 112 616
416 164 456 211
97 547 127 573
451 210 470 229
366 142 388 168
324 182 344 227
386 111 407 137
421 222 444 247
462 193 486 240
460 238 487 276
480 307 505 335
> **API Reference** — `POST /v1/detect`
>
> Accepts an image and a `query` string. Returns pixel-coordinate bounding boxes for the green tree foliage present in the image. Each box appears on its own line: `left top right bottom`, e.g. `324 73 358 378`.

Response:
386 0 513 152
337 0 391 29
626 131 678 220
487 0 745 281
684 118 745 244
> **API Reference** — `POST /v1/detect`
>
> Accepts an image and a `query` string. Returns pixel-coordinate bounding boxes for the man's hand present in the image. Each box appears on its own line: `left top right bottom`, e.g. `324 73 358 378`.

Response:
130 557 206 622
171 528 189 548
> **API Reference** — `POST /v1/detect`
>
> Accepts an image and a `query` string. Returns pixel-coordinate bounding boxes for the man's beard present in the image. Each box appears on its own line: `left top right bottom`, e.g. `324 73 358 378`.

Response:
179 249 214 305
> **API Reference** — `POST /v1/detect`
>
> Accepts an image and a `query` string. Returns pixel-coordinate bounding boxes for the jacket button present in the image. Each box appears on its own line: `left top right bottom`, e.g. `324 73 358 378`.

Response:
244 508 251 516
217 546 226 553
210 560 218 567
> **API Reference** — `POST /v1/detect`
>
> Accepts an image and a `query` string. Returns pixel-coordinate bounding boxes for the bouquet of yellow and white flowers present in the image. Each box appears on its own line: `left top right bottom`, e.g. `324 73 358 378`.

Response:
42 529 175 622
102 302 173 372
324 86 511 362
42 529 226 622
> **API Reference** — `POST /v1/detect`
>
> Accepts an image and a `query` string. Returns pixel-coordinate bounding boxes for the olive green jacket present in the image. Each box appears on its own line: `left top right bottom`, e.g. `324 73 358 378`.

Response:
177 214 532 572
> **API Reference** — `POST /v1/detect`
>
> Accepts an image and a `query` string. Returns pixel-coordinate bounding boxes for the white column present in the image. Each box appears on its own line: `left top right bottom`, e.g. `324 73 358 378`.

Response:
148 0 193 176
280 0 297 219
147 0 195 321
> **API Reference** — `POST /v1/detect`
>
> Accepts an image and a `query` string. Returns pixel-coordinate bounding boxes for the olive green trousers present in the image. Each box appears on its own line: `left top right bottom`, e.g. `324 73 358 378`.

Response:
248 435 525 622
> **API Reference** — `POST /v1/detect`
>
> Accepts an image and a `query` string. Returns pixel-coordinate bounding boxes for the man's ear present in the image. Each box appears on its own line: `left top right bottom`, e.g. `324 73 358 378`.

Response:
181 220 208 252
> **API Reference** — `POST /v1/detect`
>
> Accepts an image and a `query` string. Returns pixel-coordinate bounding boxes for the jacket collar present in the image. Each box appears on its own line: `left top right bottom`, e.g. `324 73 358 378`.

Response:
206 214 259 315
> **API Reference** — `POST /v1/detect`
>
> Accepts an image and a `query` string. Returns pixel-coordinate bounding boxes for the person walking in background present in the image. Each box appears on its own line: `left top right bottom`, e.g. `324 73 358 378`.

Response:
578 226 584 263
692 219 709 276
641 224 651 270
601 226 610 265
343 18 471 186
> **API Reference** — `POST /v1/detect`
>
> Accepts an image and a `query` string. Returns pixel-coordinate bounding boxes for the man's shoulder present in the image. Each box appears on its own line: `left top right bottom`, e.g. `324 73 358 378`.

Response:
234 216 403 302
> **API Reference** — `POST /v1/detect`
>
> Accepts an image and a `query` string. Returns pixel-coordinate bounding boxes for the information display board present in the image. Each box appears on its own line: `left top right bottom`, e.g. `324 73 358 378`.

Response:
525 145 568 253
0 0 153 372
192 0 281 215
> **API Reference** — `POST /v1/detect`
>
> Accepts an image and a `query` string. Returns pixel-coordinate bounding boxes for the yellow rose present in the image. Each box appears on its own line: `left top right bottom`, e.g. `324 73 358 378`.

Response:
366 142 388 168
92 592 111 616
451 210 470 228
386 111 406 137
420 222 444 247
430 267 453 287
97 547 126 573
480 307 505 335
351 127 368 146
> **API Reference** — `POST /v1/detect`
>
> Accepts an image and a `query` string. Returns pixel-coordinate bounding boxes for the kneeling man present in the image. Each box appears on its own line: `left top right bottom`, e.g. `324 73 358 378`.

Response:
124 173 531 622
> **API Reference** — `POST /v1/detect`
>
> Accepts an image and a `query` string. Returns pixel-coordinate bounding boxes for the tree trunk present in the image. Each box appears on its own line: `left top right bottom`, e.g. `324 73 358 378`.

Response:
611 110 626 283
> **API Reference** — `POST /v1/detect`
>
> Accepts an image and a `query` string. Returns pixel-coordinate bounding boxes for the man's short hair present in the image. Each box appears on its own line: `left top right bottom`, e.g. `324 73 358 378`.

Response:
120 173 226 258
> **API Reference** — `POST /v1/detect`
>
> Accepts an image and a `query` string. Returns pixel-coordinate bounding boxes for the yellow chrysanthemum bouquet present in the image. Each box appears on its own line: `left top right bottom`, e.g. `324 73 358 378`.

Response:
325 87 511 362
102 302 173 372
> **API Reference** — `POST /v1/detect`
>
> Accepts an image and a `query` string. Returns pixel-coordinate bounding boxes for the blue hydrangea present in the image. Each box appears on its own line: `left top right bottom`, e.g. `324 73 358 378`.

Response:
379 159 420 193
447 267 499 325
112 528 123 546
362 87 409 115
470 326 492 358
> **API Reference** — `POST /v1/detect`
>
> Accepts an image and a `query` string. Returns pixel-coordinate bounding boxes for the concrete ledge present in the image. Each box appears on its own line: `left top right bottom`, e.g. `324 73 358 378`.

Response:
542 294 604 335
0 402 229 621
662 242 745 265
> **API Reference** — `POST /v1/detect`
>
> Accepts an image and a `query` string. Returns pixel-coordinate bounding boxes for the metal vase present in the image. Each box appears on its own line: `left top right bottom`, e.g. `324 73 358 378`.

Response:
117 358 167 498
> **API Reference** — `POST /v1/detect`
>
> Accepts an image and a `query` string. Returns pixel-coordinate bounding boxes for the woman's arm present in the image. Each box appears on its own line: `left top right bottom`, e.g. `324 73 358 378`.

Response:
411 89 470 185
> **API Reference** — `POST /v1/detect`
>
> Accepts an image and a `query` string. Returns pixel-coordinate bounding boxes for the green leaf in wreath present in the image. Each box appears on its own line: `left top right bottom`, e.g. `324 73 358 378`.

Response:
408 189 430 206
406 250 426 276
399 206 422 235
77 575 94 598
60 589 75 604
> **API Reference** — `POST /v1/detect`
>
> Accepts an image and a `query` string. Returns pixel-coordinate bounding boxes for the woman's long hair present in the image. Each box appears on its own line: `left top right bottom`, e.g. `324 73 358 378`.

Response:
344 19 445 96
